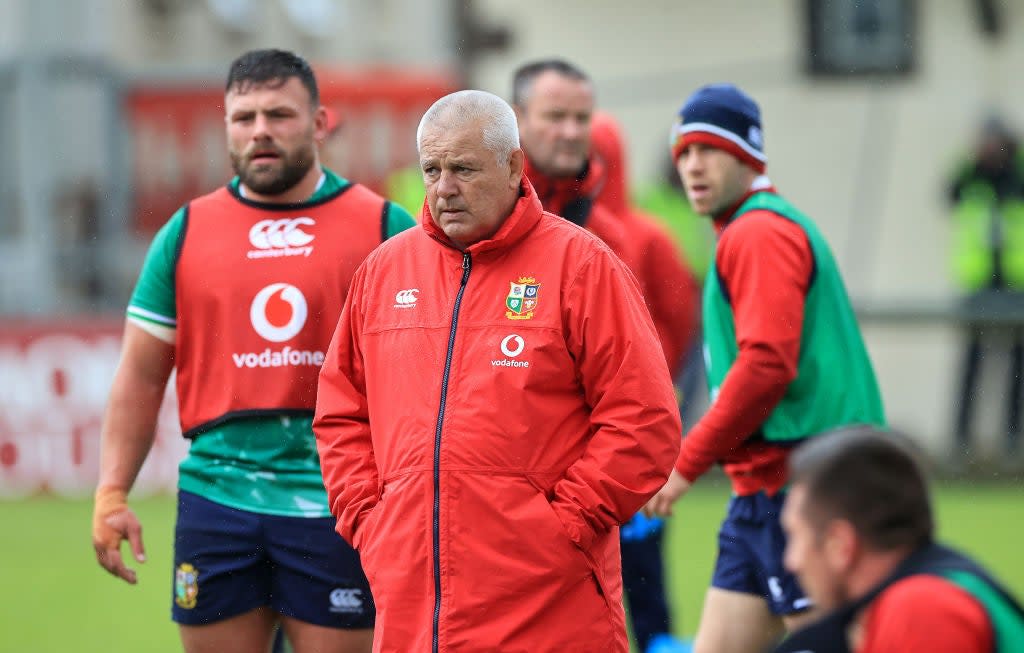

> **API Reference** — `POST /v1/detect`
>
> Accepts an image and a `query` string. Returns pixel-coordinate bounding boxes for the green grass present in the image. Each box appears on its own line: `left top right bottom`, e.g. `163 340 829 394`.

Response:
0 481 1020 652
662 479 1024 637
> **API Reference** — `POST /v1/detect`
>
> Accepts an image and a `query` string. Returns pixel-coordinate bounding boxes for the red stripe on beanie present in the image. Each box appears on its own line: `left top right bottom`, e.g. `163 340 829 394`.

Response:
672 132 766 174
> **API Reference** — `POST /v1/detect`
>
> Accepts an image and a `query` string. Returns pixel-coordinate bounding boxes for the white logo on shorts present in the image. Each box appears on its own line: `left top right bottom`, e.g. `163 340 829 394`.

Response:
767 576 784 602
329 588 365 614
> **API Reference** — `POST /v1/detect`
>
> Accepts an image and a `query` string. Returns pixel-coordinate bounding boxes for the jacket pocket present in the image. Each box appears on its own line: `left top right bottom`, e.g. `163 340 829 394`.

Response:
522 474 592 577
525 472 615 611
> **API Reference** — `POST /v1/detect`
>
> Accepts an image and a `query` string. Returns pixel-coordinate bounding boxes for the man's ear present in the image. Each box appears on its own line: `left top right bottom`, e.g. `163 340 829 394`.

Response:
824 519 859 573
508 148 525 189
312 106 329 145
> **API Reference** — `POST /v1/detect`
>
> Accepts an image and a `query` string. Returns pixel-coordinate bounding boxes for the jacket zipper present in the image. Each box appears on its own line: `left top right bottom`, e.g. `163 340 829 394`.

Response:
433 251 472 653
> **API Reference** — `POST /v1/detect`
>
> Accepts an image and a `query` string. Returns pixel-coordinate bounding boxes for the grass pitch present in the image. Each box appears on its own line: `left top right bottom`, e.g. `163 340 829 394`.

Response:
0 480 1020 652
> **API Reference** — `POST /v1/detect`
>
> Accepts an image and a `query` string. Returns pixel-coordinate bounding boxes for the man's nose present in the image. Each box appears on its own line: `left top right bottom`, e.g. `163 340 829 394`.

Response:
251 113 272 140
559 117 587 141
684 151 705 175
436 170 458 197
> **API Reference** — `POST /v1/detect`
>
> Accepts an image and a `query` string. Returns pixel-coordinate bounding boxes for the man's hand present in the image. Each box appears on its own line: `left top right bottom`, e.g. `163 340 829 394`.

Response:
93 487 146 584
642 469 692 517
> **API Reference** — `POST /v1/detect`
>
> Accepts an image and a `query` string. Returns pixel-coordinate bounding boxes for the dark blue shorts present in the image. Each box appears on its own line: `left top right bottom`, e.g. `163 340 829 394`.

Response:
172 490 374 628
710 491 810 616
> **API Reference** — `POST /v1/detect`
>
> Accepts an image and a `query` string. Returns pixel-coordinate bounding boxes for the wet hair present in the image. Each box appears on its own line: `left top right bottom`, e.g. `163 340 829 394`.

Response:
789 426 934 552
416 90 520 165
511 59 590 107
225 49 319 105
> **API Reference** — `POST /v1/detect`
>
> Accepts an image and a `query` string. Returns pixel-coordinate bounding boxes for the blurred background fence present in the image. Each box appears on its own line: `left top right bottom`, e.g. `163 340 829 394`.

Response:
2 0 1024 489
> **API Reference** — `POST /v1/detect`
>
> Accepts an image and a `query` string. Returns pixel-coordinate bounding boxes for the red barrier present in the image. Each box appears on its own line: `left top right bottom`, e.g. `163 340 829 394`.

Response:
0 320 186 498
124 66 457 234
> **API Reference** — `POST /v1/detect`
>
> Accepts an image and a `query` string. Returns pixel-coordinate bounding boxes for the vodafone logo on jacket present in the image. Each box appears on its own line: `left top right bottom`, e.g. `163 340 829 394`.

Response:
247 218 316 259
232 283 325 369
492 334 529 368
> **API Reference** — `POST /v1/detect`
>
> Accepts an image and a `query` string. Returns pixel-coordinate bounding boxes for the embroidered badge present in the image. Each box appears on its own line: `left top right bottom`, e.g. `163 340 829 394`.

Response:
175 563 199 609
506 277 540 320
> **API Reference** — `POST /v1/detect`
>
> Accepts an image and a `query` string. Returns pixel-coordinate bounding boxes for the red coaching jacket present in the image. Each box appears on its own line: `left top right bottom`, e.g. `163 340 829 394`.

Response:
590 111 700 375
314 179 681 653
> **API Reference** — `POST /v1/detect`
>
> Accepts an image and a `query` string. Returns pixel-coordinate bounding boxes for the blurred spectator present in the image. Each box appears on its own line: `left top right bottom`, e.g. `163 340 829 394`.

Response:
591 110 697 653
775 427 1024 653
591 111 700 377
947 115 1024 460
511 60 634 267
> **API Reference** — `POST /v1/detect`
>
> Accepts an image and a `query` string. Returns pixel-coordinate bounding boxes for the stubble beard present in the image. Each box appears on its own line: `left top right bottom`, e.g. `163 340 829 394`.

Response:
232 143 316 197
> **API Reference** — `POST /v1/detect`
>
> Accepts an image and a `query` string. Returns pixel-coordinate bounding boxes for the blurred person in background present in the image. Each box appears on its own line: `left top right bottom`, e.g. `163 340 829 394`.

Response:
774 427 1024 653
91 48 415 653
947 115 1024 462
590 110 699 653
313 89 681 653
644 83 886 653
591 111 699 383
513 60 699 652
511 59 634 269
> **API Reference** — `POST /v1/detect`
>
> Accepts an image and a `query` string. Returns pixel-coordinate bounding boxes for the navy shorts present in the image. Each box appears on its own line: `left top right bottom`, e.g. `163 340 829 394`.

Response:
710 491 810 616
172 490 374 628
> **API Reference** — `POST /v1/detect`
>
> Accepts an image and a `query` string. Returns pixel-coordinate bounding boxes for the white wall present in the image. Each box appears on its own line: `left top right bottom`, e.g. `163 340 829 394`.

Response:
470 0 1024 457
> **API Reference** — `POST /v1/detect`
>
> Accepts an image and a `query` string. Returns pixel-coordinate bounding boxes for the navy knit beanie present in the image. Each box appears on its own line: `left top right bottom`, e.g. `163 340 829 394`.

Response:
670 83 766 173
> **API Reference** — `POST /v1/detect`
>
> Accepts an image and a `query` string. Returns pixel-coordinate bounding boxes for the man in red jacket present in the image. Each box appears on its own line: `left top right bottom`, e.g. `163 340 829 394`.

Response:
314 89 682 653
511 59 636 270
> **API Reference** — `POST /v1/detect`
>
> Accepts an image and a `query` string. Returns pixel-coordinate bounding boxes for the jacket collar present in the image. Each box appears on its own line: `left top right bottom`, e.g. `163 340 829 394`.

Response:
523 153 607 218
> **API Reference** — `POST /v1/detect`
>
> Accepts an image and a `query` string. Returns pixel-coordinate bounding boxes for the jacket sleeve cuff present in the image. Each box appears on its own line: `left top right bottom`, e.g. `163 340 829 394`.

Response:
550 499 598 551
674 453 708 484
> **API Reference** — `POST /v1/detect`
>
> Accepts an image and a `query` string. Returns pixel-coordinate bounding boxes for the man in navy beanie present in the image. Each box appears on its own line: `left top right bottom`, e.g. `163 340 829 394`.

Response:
644 83 886 653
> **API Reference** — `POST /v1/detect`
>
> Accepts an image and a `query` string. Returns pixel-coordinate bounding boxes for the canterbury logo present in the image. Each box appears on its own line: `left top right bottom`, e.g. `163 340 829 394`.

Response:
248 218 315 259
329 588 365 614
393 289 420 308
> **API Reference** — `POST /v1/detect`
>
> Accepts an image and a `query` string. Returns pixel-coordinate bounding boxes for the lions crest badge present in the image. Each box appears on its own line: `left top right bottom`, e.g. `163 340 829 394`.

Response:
506 277 540 320
175 563 199 609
